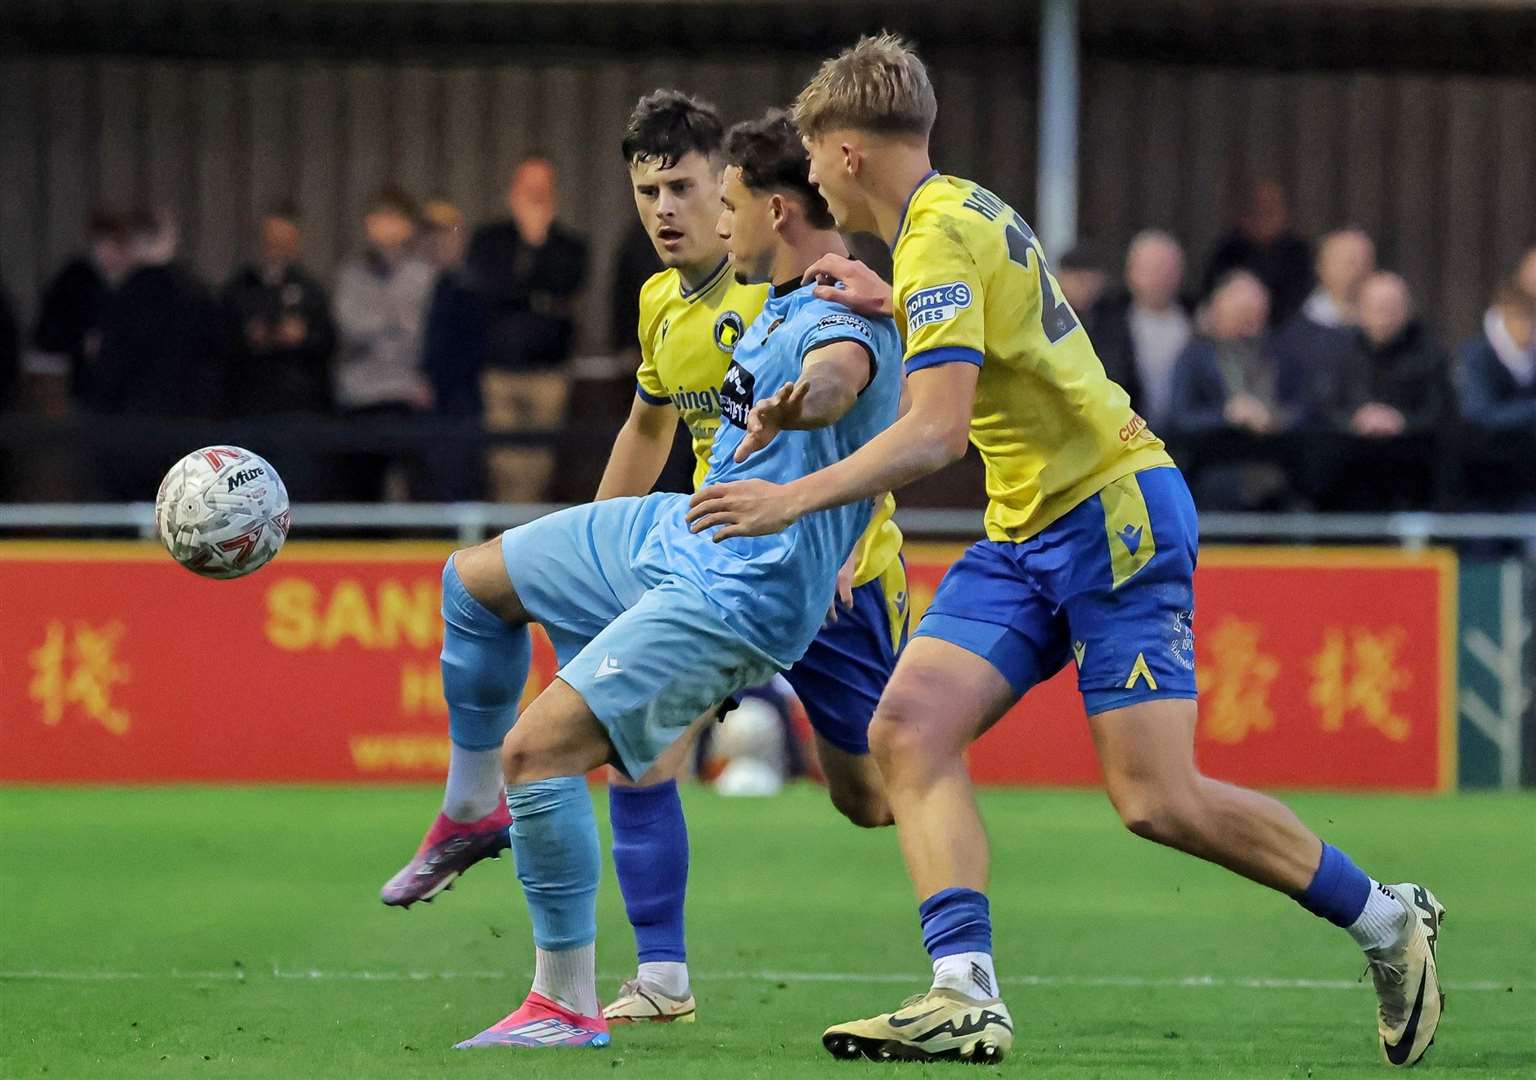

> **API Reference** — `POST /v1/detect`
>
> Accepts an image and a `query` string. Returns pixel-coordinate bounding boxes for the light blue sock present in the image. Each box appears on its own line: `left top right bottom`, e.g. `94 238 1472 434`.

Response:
505 777 600 951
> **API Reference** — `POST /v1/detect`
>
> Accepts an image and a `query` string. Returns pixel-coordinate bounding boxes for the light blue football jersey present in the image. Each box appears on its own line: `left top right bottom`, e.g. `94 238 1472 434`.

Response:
639 280 902 666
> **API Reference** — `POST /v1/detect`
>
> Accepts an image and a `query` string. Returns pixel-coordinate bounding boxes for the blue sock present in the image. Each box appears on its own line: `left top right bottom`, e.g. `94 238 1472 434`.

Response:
440 558 530 752
505 777 600 950
920 887 992 958
1296 842 1372 927
609 781 689 963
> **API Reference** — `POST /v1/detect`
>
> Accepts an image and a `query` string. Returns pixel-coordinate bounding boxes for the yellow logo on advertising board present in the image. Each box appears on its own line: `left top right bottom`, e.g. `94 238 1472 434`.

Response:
27 621 131 736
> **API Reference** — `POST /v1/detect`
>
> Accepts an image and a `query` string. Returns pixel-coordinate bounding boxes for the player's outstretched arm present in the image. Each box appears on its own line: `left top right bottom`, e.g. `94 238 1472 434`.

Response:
689 362 976 540
595 394 679 500
732 340 870 463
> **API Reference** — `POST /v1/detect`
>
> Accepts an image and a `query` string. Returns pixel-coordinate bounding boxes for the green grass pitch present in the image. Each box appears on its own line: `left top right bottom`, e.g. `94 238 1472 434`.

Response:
2 785 1532 1078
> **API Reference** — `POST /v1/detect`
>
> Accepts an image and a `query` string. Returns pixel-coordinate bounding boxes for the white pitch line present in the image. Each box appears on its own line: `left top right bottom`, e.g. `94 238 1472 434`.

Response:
0 967 1518 993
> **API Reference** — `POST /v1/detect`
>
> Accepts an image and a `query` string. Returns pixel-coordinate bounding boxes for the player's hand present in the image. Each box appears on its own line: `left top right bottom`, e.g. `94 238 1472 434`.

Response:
826 550 857 623
687 479 801 540
734 381 807 463
801 255 893 318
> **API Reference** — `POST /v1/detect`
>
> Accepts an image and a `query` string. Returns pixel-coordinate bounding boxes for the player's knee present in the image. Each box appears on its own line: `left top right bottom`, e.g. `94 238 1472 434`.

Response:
451 538 525 624
1106 778 1203 847
869 696 964 777
499 730 537 786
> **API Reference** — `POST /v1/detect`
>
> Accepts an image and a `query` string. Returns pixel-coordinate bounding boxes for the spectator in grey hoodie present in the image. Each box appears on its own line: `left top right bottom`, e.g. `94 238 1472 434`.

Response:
331 187 435 499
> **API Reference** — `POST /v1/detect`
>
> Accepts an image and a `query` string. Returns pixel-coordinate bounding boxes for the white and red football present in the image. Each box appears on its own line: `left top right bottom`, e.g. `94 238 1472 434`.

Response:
154 446 291 579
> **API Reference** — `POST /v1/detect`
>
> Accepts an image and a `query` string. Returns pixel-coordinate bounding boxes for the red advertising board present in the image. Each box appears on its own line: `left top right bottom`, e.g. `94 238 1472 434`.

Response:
0 542 1455 790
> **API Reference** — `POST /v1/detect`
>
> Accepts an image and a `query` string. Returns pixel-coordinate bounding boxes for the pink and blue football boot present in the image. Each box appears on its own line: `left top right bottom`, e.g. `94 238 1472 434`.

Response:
454 992 611 1049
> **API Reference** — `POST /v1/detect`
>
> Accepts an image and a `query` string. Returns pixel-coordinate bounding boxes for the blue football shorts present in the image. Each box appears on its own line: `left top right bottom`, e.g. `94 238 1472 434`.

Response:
500 494 778 780
783 555 909 756
914 466 1198 715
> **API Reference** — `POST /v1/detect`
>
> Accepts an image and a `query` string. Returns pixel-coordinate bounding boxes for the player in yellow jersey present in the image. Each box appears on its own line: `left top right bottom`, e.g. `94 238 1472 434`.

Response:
596 91 912 1025
687 36 1444 1069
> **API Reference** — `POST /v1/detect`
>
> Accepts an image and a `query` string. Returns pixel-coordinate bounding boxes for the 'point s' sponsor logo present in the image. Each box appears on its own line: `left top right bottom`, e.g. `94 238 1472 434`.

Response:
905 281 972 330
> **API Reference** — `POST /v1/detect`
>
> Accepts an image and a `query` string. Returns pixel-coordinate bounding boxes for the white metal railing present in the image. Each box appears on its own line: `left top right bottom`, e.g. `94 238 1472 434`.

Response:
1 503 1534 549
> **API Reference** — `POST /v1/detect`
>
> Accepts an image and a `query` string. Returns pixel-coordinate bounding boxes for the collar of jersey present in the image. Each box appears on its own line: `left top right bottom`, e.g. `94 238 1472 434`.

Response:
771 277 813 299
890 169 941 246
679 257 731 302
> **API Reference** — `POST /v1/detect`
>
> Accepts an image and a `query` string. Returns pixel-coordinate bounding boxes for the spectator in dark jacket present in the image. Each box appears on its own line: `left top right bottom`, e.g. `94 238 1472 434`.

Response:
95 211 225 499
470 159 586 502
1201 180 1312 327
468 158 588 372
222 205 336 416
1269 228 1374 393
1171 272 1307 436
1091 230 1192 431
420 199 487 417
1170 272 1307 509
96 211 224 418
1458 285 1535 432
1327 272 1447 438
29 210 136 404
420 199 488 501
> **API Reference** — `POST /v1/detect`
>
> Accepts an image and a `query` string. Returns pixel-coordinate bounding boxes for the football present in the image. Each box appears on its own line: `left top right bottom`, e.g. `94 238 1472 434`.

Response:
155 446 291 579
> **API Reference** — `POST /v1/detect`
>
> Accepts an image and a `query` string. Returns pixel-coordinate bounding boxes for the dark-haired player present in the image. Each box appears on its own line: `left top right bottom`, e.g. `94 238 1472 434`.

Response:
600 96 910 1024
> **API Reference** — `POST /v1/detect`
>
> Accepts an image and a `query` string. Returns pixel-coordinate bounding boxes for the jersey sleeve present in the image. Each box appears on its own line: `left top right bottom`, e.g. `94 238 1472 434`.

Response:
797 308 882 390
895 219 987 374
634 279 670 405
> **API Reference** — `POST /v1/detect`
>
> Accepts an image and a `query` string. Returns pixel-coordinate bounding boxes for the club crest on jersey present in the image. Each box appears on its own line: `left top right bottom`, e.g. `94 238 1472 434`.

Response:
714 310 746 353
906 281 972 330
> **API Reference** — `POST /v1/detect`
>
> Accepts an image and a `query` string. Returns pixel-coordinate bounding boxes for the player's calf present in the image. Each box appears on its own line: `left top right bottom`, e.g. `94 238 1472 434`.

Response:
818 737 892 829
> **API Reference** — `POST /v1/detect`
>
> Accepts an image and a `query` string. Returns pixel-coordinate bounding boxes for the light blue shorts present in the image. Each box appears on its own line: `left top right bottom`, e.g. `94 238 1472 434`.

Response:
501 494 779 780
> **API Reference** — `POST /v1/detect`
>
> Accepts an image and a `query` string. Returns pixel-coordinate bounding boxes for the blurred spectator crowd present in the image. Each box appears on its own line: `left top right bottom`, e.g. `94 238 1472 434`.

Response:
1062 183 1536 513
0 157 606 505
0 174 1532 513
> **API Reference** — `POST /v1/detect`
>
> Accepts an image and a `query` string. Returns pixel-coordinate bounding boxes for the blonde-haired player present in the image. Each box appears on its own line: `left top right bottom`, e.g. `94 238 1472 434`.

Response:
687 34 1444 1068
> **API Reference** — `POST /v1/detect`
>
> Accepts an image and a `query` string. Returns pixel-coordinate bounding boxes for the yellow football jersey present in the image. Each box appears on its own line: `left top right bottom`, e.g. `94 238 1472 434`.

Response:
892 173 1172 543
635 259 902 587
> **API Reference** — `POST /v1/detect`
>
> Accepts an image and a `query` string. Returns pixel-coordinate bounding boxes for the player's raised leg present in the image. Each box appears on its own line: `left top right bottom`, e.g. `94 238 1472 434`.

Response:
380 543 525 908
821 636 1019 1064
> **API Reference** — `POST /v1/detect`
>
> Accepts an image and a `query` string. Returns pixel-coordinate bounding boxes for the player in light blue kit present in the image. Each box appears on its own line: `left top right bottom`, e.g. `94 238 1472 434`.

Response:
440 109 902 1051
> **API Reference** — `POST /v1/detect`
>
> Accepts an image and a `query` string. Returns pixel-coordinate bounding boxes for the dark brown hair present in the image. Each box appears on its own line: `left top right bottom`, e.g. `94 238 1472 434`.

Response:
724 110 835 231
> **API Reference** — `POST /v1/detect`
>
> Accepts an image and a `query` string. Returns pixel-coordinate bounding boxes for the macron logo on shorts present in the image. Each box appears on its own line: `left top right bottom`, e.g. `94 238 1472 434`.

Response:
595 655 623 680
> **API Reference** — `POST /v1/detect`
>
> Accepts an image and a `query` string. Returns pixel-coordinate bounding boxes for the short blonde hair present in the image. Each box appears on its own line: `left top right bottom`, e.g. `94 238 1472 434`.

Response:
793 33 937 140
